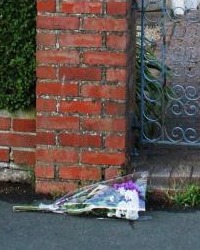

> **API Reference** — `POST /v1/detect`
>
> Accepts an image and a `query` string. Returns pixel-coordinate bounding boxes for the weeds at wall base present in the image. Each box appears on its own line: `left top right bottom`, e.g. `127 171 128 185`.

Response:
146 185 200 211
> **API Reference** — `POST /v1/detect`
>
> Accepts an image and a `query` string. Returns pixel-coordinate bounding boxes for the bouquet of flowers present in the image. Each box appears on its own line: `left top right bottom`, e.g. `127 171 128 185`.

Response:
14 172 148 221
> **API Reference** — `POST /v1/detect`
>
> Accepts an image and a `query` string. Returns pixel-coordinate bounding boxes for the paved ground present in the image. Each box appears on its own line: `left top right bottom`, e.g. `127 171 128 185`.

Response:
0 197 200 250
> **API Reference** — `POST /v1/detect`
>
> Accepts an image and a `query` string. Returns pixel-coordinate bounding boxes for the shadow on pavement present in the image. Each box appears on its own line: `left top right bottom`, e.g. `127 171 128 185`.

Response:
0 182 51 204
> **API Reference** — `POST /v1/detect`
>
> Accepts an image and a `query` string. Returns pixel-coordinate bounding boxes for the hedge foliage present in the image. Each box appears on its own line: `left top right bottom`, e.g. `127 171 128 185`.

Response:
0 0 36 111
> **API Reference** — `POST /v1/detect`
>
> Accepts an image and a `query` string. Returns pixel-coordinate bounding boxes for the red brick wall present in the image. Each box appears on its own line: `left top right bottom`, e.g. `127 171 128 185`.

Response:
0 117 36 166
35 0 131 194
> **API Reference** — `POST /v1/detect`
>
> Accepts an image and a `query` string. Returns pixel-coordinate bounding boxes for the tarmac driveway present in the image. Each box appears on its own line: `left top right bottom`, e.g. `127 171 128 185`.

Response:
0 199 200 250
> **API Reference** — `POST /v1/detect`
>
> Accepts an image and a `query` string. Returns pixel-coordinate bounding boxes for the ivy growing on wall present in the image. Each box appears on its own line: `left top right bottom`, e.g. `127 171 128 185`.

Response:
0 0 36 111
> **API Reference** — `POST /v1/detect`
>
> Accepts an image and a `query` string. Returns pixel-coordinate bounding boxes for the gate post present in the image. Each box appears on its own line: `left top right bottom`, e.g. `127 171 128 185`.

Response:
35 0 132 194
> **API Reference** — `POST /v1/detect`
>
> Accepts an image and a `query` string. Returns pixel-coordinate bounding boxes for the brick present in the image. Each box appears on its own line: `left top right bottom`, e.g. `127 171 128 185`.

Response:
37 98 57 112
0 133 36 148
36 82 78 97
37 0 56 12
36 148 78 163
13 150 36 166
59 67 101 81
59 133 101 147
10 134 36 148
59 100 102 115
80 84 126 100
83 17 127 32
106 68 126 82
105 167 121 180
0 147 9 162
82 118 125 132
35 165 54 179
36 50 79 64
83 51 126 66
106 0 125 2
106 34 127 50
107 2 127 15
36 66 57 79
37 116 79 130
36 33 56 46
12 119 36 133
0 117 11 130
105 134 125 149
59 33 102 48
35 180 78 194
59 166 101 180
104 102 126 115
81 151 125 166
37 16 80 30
61 2 102 14
37 132 55 145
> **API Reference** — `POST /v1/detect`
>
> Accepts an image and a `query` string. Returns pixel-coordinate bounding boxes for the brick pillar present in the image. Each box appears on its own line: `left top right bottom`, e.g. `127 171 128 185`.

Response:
36 0 131 194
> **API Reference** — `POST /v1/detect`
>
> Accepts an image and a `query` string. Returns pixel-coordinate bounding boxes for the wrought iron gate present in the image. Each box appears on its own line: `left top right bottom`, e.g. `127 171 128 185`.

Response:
138 0 200 146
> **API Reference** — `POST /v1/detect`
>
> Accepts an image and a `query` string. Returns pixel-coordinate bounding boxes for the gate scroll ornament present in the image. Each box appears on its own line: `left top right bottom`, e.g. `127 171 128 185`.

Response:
138 0 200 146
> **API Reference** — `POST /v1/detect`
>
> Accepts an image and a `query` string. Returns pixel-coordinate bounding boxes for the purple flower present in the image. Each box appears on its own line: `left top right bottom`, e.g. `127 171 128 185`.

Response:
113 181 140 193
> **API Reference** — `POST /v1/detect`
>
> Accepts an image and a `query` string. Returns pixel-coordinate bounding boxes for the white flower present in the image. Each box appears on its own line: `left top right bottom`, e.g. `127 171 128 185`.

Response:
115 190 140 220
126 210 139 220
171 0 200 16
118 187 126 196
185 0 199 10
171 0 185 15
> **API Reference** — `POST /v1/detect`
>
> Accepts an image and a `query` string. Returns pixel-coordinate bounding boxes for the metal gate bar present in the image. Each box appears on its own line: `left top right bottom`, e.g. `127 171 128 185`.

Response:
139 0 200 146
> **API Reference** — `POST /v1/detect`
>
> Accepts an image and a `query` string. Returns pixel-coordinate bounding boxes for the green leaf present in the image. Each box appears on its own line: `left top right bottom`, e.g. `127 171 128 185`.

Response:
0 0 36 111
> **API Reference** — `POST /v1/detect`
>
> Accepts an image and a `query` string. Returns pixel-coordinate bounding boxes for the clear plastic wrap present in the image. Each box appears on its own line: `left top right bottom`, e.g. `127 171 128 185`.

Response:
14 172 148 221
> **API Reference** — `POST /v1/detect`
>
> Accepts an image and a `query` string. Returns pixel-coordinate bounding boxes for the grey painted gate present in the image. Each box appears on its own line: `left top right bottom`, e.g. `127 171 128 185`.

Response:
138 0 200 146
